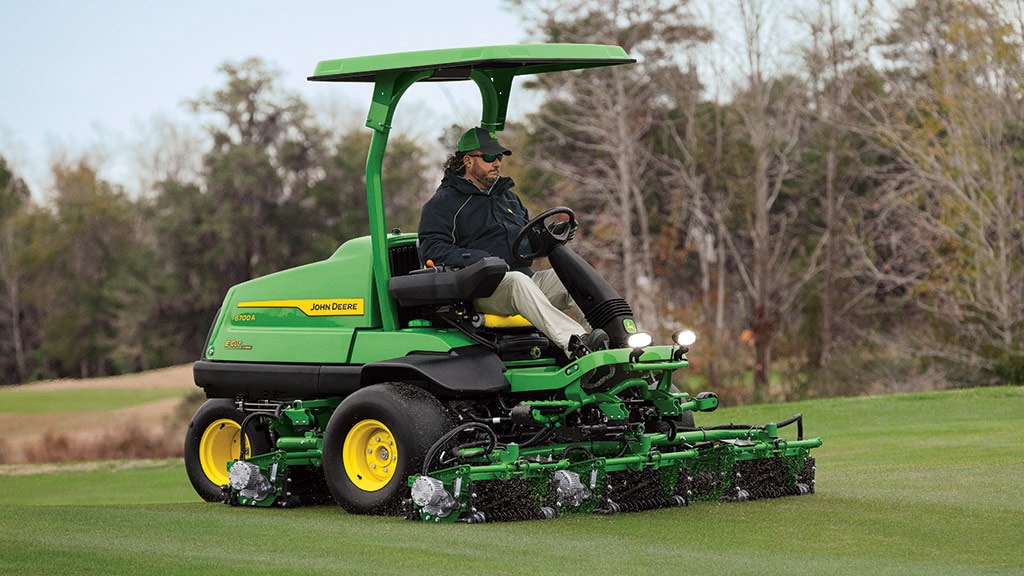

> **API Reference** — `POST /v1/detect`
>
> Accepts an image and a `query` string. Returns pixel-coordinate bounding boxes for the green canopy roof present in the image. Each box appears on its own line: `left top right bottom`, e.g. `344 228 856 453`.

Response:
309 43 634 83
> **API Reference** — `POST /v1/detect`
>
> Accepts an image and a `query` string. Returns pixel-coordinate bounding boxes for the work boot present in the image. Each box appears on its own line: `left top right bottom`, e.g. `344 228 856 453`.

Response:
568 328 609 360
583 328 610 352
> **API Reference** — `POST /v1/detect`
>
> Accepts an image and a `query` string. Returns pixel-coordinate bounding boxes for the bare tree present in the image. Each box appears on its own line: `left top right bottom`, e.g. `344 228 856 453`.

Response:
798 0 880 365
508 0 709 333
712 0 824 400
658 55 738 387
131 115 204 196
0 158 30 382
860 0 1024 382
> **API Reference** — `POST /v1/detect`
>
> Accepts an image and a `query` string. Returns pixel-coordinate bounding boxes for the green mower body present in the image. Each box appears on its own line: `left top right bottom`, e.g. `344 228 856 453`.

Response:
184 44 821 522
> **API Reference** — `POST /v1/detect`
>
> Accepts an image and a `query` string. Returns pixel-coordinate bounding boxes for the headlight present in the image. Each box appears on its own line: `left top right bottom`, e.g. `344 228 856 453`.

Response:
672 329 697 347
627 332 653 349
627 332 652 362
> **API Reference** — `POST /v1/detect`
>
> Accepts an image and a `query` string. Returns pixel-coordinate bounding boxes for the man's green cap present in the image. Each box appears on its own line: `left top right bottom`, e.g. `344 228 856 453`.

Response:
457 127 512 156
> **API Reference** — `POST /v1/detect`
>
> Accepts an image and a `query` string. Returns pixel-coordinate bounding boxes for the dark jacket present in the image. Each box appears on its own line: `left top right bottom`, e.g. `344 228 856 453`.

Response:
417 171 533 275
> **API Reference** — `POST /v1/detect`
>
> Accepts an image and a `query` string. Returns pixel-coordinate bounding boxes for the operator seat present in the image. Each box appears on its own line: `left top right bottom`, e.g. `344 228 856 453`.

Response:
386 248 555 360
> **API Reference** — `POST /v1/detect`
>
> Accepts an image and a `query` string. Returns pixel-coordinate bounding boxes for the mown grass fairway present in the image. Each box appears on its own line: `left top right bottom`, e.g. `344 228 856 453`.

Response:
2 386 1021 575
0 386 189 414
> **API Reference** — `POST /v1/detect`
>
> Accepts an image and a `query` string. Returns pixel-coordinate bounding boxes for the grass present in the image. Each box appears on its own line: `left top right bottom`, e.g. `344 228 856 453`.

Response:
1 386 1022 575
0 460 193 505
0 386 188 414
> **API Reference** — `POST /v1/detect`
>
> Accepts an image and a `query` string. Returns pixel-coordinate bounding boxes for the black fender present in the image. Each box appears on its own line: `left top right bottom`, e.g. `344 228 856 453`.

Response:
360 346 509 396
194 360 361 399
193 346 507 401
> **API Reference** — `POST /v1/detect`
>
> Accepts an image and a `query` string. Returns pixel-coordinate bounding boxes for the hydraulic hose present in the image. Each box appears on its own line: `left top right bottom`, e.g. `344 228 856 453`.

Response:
238 412 263 460
693 414 802 438
423 422 498 475
519 426 555 448
560 444 595 461
775 413 804 440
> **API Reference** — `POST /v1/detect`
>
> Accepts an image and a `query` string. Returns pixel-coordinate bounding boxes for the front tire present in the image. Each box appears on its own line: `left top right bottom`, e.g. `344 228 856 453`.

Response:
183 398 271 502
322 383 451 515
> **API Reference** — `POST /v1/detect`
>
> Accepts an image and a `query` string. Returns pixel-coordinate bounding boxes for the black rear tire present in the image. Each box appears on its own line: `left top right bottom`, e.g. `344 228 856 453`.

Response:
322 383 452 515
183 398 271 502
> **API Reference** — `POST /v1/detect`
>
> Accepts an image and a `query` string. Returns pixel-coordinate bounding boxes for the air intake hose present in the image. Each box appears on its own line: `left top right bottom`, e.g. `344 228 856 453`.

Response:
548 244 636 346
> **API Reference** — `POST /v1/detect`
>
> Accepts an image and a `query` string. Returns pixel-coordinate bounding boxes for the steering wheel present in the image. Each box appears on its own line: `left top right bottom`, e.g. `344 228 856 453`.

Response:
512 207 577 260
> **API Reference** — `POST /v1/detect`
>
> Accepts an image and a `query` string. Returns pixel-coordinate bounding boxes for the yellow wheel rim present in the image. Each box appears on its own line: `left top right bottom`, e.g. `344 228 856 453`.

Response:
199 418 246 486
342 419 398 492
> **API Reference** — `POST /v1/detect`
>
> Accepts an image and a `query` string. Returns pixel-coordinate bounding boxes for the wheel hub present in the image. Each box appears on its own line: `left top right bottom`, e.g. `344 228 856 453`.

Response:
343 419 399 491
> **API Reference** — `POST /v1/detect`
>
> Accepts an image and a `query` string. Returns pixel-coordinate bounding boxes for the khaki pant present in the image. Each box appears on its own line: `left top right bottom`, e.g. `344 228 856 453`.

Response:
473 269 589 354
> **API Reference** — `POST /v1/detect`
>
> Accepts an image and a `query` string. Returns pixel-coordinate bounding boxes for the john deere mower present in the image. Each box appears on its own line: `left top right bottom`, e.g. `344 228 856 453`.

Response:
184 44 821 522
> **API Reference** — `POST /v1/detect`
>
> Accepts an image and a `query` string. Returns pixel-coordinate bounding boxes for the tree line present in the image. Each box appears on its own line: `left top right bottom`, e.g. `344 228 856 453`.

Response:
1 0 1021 402
0 58 432 385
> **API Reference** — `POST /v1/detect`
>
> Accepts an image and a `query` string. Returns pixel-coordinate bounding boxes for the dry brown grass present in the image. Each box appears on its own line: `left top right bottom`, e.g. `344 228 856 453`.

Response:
19 420 184 463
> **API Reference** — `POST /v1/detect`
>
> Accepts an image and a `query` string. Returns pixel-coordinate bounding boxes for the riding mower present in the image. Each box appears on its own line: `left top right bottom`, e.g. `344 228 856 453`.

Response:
184 43 821 522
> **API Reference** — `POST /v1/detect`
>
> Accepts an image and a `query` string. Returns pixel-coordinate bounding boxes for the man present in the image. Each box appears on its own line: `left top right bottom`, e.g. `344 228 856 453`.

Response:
417 126 608 359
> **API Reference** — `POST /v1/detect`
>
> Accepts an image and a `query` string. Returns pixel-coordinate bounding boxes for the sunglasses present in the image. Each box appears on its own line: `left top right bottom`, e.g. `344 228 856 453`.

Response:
466 153 503 163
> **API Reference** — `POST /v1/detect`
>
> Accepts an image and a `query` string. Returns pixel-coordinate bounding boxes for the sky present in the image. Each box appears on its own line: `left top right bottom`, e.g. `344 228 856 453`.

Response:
0 1 531 196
